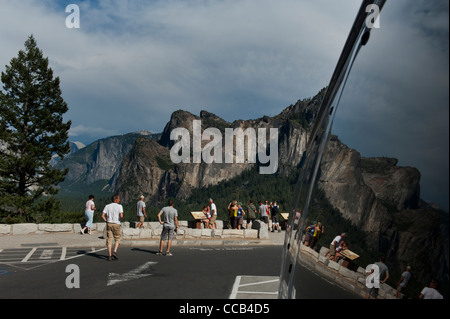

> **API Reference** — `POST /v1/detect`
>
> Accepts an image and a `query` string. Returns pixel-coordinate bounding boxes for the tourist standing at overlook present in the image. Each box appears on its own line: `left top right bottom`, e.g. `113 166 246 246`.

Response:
228 201 239 229
236 202 245 229
304 222 316 247
81 195 95 235
271 201 280 233
136 195 147 229
258 201 270 232
309 221 324 250
101 194 123 261
365 255 389 299
208 198 217 229
396 265 411 299
246 200 257 229
157 199 178 256
419 279 443 299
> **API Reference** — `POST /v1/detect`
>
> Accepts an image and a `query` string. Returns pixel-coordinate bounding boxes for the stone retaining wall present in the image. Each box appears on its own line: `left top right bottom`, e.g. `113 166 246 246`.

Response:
0 220 263 240
295 241 398 299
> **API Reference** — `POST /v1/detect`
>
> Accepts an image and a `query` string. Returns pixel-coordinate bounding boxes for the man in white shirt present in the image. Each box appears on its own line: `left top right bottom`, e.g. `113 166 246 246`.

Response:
328 233 346 260
419 279 443 299
208 198 217 229
102 194 123 261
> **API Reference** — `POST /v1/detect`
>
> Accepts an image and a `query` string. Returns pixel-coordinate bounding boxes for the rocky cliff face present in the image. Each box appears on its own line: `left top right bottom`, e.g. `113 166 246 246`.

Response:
113 91 325 203
56 131 158 186
115 110 259 203
318 135 448 287
113 135 254 203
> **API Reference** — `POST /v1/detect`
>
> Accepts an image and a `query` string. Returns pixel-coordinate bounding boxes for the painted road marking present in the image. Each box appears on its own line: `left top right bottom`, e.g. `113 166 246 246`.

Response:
60 247 67 260
39 249 54 260
230 276 279 299
21 247 37 262
107 261 157 286
0 247 107 270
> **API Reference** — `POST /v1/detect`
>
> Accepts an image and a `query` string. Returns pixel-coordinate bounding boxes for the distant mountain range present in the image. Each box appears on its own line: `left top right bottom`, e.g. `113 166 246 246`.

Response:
55 88 448 290
50 141 86 166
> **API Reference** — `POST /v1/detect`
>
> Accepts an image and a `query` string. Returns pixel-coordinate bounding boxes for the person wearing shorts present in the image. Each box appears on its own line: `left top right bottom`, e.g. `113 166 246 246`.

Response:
328 233 346 260
136 195 147 229
208 198 217 229
101 194 123 261
157 199 178 256
365 255 389 299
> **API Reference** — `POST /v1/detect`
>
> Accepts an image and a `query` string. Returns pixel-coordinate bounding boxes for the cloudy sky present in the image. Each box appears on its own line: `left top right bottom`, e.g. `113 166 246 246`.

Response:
0 0 448 210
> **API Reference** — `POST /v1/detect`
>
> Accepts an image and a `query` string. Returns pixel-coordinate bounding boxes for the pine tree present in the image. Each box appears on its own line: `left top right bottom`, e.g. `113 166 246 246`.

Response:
0 35 72 223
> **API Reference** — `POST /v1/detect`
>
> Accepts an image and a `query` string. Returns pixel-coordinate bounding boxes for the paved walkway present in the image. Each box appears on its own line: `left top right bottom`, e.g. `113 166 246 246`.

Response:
0 229 285 299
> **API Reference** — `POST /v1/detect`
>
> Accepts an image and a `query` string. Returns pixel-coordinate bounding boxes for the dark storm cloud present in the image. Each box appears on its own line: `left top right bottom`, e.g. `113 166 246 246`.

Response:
332 0 449 209
0 0 448 209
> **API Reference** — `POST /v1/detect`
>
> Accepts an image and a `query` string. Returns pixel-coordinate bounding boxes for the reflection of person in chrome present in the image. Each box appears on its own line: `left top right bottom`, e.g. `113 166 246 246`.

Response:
293 210 301 226
333 241 348 262
396 266 411 299
365 255 389 299
419 279 443 299
292 209 302 239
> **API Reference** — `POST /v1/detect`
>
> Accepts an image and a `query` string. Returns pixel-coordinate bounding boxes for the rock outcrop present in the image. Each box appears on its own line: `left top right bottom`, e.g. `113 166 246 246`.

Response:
318 135 448 288
113 91 324 203
56 131 159 186
114 110 257 203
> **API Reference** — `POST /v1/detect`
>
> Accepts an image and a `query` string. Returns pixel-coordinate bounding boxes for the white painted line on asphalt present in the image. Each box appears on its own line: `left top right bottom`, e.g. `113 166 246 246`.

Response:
21 248 36 262
234 291 278 295
229 276 280 299
39 249 54 260
107 261 157 286
60 247 67 260
62 247 107 261
229 276 242 299
238 278 279 287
